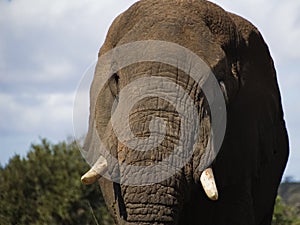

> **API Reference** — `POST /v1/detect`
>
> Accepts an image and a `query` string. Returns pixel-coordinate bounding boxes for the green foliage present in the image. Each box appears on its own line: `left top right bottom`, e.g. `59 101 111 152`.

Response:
0 139 113 225
272 196 300 225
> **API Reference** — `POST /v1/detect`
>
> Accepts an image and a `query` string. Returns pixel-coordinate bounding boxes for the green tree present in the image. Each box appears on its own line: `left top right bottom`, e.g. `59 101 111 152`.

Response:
0 139 113 225
272 196 300 225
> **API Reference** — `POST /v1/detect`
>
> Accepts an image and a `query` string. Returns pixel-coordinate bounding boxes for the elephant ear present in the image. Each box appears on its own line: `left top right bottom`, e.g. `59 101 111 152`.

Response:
213 13 288 187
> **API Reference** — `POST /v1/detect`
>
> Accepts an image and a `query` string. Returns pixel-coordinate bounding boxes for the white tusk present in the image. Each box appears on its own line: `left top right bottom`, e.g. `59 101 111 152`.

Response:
81 169 101 185
81 156 108 185
200 168 219 201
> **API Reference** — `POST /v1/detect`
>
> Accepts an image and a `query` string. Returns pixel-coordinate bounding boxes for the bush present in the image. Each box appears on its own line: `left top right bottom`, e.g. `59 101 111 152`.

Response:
0 139 113 225
272 196 300 225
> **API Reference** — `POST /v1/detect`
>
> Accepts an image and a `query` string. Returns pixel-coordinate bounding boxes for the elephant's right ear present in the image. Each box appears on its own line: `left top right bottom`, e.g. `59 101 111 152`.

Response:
212 13 286 186
228 12 281 94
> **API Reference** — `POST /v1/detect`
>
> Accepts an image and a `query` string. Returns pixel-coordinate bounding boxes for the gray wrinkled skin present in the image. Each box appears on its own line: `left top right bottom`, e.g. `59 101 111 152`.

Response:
83 0 289 224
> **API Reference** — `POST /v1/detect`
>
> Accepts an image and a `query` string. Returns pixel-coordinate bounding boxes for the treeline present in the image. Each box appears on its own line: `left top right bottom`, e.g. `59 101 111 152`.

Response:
0 139 113 225
0 139 299 225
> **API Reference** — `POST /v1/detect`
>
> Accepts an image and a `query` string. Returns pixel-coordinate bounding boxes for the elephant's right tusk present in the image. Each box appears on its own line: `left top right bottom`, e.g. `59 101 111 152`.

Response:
81 156 108 185
200 168 219 201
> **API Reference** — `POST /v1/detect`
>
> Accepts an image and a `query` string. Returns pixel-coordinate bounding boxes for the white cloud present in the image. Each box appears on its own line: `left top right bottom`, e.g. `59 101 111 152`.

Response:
0 92 74 136
36 59 75 82
0 0 137 37
1 59 75 84
0 44 5 70
0 0 138 94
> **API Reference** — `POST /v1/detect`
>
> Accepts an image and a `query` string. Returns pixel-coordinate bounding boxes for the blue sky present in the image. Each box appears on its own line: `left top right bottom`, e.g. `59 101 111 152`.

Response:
0 0 299 180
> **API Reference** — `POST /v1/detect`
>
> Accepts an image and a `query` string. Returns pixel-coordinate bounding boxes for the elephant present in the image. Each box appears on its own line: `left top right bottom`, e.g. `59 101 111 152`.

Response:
80 0 289 225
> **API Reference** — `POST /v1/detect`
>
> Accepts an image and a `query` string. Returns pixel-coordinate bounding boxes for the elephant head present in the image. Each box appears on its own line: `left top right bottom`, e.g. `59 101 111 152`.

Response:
80 1 289 225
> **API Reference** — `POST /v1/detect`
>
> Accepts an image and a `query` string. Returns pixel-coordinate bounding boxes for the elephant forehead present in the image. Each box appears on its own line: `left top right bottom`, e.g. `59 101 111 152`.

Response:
100 0 238 72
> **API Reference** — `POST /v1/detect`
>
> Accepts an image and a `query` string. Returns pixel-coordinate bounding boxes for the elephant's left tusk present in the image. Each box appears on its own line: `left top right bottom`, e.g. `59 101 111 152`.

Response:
81 156 108 185
200 168 219 201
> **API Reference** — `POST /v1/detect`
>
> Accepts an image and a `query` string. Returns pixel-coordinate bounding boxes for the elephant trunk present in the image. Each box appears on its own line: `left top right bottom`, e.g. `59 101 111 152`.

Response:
106 65 197 221
119 183 183 224
114 95 186 223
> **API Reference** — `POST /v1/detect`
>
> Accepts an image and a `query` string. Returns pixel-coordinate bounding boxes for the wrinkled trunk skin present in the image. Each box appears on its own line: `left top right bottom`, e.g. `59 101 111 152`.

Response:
113 63 206 225
87 0 289 225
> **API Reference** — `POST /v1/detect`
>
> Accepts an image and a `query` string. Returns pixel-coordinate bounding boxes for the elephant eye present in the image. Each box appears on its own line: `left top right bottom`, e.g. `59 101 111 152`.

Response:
109 73 120 98
109 73 120 114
